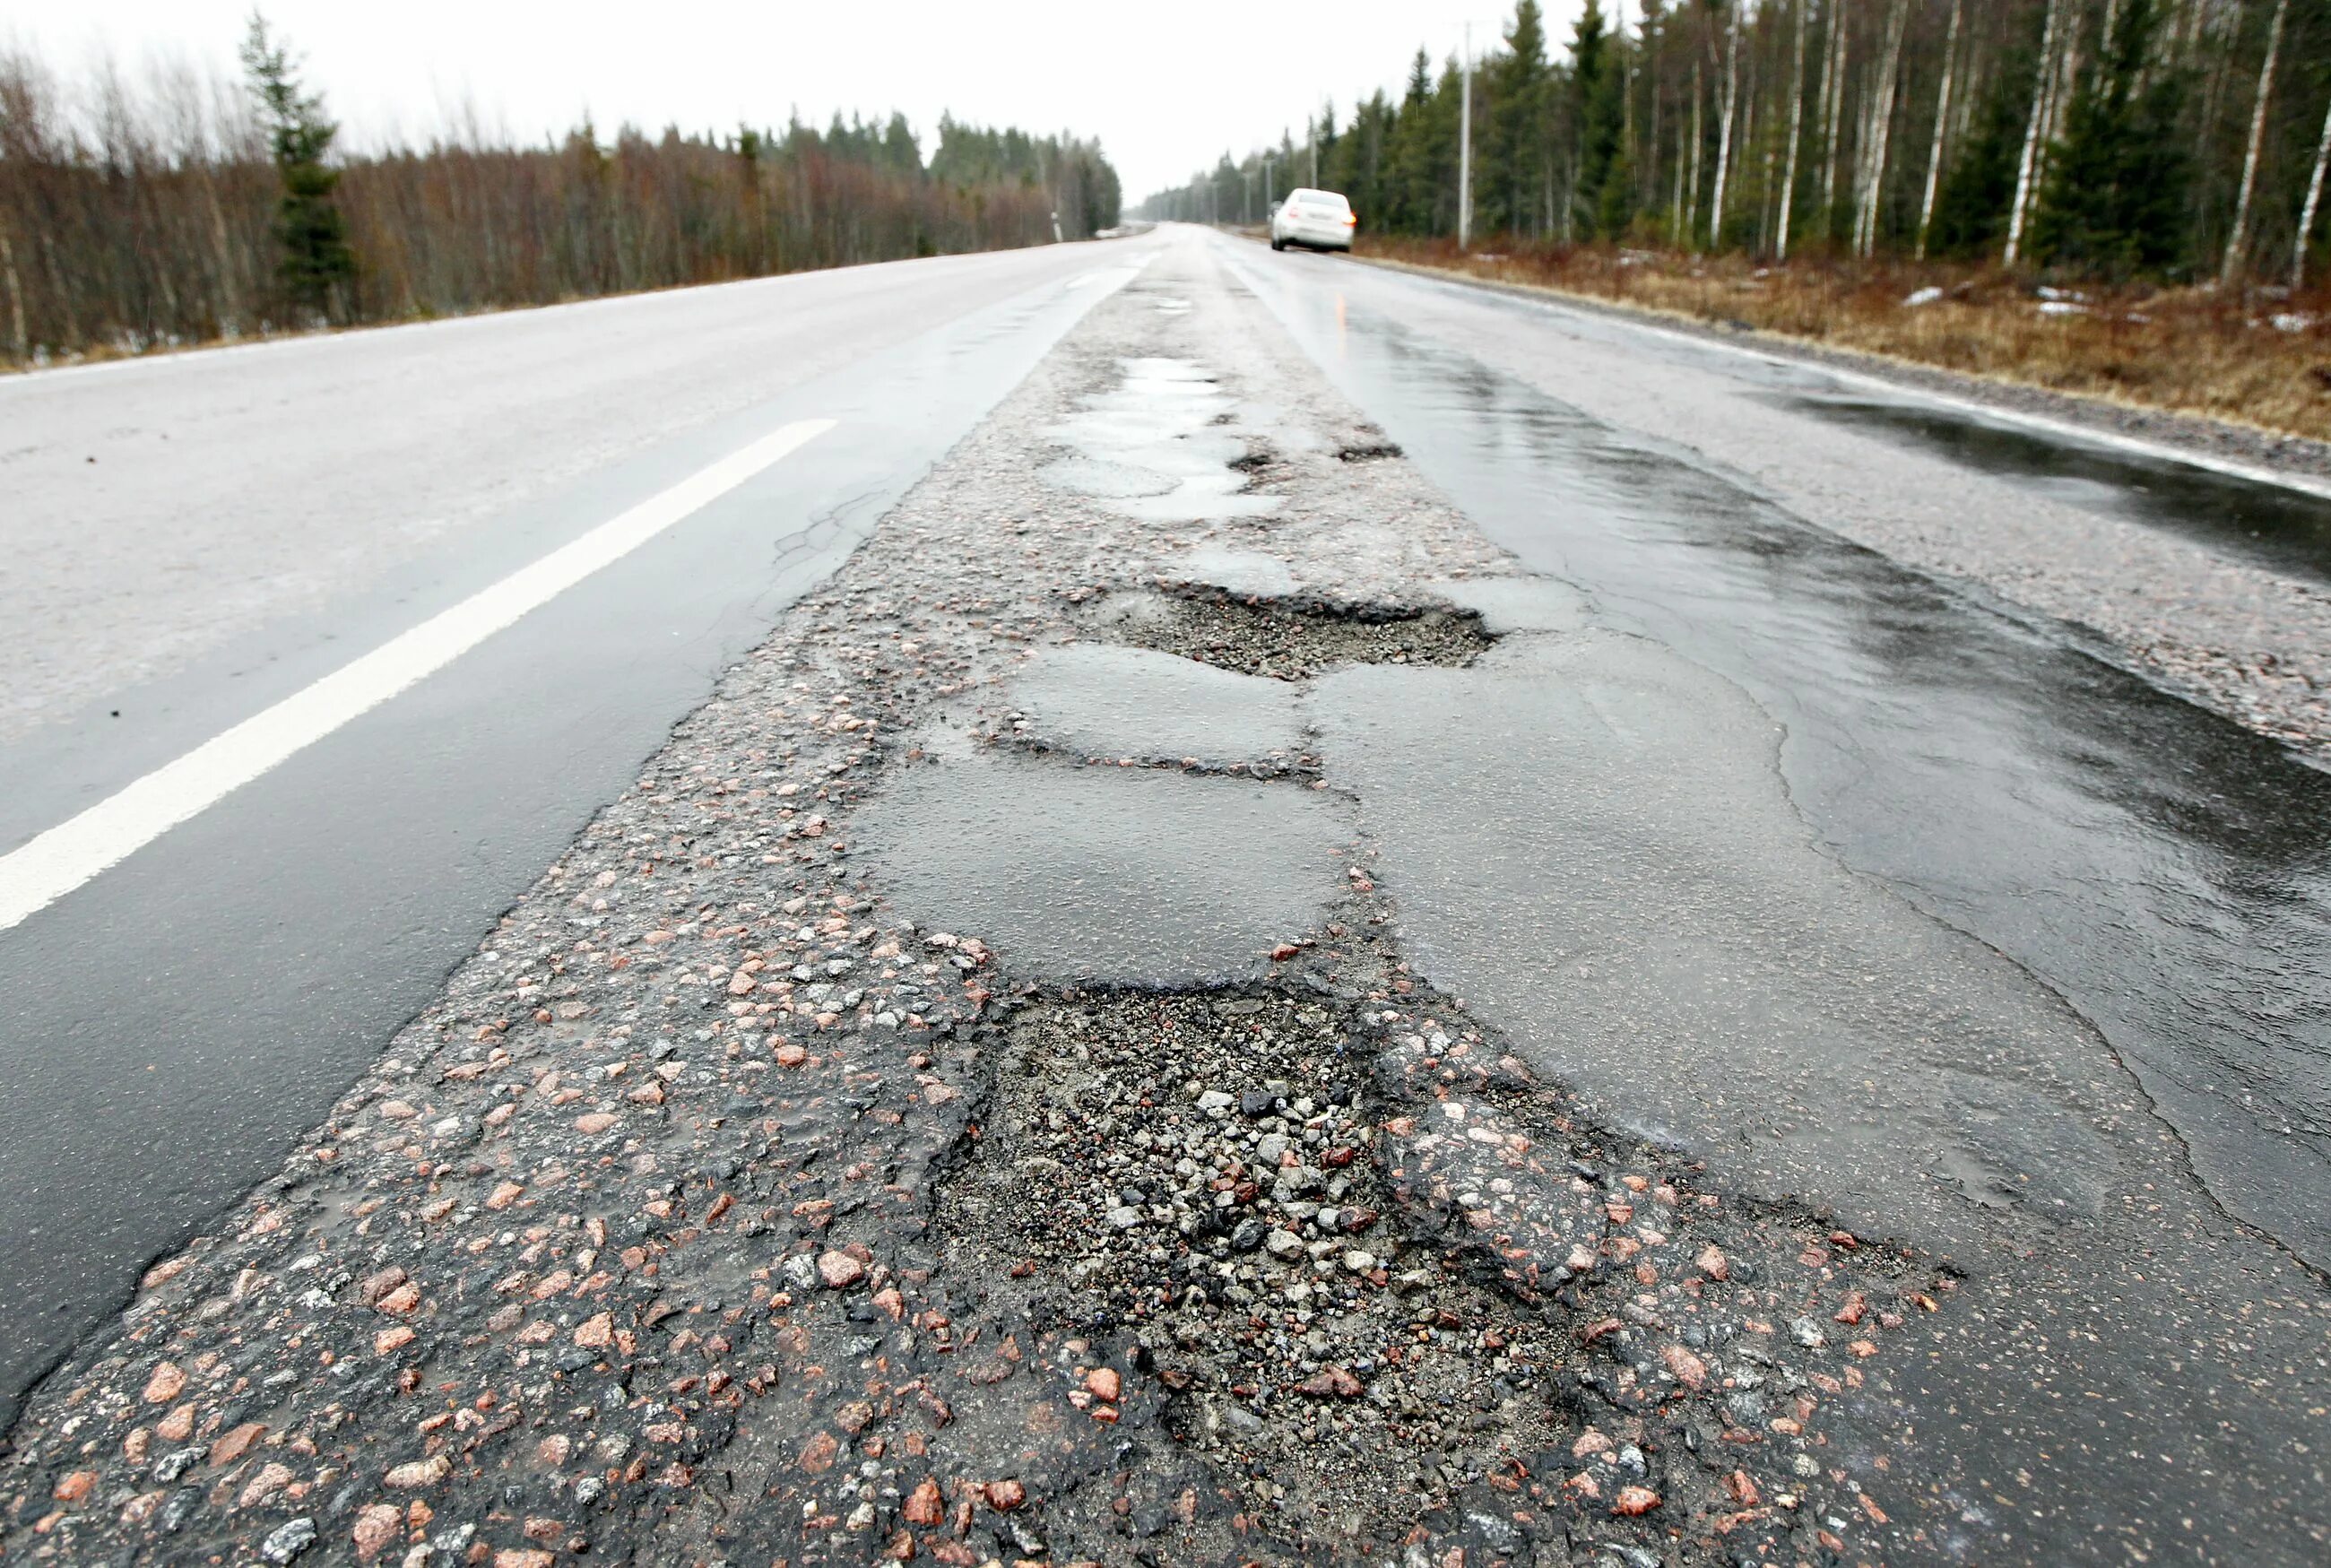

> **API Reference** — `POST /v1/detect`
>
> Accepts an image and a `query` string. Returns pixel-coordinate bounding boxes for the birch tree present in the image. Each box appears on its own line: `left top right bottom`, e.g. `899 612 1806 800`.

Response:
1778 0 1810 260
1821 0 1849 230
1710 0 1742 242
2223 0 2290 283
1854 0 1911 256
1917 0 1966 258
2295 82 2331 287
2005 0 2069 264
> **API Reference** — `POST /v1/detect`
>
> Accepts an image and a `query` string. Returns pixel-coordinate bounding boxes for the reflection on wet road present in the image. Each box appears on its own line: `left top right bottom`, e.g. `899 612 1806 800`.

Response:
1313 631 2130 1252
1224 237 2331 1557
1232 246 2331 1272
1795 394 2331 587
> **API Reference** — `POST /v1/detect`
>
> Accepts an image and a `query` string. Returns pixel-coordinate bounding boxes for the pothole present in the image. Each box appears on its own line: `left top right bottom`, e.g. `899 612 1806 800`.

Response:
1336 441 1405 463
1085 588 1496 680
925 954 1959 1564
934 988 1579 1553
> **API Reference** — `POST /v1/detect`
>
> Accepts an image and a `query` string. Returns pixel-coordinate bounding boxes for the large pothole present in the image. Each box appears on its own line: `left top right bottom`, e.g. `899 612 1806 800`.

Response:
934 986 1581 1555
923 939 1957 1566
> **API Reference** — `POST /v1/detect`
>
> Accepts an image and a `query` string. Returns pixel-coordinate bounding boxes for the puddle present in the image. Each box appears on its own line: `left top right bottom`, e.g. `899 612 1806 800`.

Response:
1793 394 2331 587
1087 589 1495 680
1042 357 1284 524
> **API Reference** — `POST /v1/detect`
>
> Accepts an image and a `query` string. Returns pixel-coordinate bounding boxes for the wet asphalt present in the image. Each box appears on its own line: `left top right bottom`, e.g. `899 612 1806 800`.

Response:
0 242 1148 1425
1218 233 2331 1272
1215 231 2330 1555
1793 394 2331 588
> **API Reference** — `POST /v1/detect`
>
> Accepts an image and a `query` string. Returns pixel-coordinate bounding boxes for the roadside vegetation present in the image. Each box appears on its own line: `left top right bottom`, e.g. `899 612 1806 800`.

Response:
0 17 1121 368
1147 0 2331 438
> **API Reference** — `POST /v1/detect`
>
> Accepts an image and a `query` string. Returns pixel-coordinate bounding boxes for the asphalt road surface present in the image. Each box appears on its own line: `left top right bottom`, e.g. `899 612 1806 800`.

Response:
0 240 1148 1421
1 225 2325 1564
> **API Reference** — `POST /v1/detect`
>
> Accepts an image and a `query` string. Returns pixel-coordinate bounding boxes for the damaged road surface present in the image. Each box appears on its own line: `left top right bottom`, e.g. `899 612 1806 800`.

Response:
4 226 2328 1568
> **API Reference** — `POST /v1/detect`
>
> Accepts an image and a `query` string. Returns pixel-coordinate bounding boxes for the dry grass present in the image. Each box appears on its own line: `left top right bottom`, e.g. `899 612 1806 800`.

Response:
1356 235 2331 445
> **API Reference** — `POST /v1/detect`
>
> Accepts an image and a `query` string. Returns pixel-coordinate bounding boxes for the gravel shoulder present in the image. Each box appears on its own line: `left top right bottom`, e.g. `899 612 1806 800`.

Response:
3 239 2322 1568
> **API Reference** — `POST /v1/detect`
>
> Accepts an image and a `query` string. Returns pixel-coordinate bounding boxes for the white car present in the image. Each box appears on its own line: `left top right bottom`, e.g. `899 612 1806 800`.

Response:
1270 188 1356 252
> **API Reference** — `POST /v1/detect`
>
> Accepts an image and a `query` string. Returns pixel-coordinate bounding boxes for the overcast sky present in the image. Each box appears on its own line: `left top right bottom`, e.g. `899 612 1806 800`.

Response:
2 1 1593 199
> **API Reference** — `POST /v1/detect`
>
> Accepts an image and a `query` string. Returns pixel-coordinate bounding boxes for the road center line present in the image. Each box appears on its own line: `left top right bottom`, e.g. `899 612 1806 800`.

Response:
0 417 836 933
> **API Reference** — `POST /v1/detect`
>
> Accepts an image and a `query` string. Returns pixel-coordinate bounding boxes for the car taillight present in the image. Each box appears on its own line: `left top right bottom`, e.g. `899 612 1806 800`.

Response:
1343 212 1357 225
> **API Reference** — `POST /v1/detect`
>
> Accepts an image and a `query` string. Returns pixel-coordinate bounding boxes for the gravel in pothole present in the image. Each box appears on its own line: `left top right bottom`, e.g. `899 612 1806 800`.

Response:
1086 589 1495 680
934 991 1579 1552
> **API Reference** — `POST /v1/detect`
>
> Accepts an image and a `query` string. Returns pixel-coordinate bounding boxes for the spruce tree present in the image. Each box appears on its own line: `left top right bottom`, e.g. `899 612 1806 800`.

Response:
1570 0 1632 238
1386 48 1448 234
1486 1 1552 235
2028 0 2191 277
240 12 355 319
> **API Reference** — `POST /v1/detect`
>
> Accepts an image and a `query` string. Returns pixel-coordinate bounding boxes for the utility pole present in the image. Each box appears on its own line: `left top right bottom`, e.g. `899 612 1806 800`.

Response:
1309 116 1319 186
1459 21 1474 250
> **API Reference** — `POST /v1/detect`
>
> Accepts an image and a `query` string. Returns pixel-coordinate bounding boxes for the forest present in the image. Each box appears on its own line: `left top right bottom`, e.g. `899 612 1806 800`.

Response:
1140 0 2331 286
0 21 1122 367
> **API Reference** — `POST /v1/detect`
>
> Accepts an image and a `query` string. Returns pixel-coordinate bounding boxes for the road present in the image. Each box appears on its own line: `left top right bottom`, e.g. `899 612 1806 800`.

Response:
1 225 2325 1564
0 240 1147 1421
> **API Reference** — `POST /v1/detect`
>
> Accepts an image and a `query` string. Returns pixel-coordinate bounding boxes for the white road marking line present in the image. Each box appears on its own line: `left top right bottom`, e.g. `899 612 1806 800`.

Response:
0 417 836 933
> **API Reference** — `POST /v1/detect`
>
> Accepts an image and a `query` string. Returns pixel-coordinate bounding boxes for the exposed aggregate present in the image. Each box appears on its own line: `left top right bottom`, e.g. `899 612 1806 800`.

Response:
1088 592 1495 682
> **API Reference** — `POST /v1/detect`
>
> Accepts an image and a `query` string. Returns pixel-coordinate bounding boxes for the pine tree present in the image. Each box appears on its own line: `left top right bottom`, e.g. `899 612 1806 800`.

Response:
240 12 355 319
2030 0 2192 275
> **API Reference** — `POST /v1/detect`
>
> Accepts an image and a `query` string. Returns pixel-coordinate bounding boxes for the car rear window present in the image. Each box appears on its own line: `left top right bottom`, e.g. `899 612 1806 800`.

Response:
1295 191 1349 210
